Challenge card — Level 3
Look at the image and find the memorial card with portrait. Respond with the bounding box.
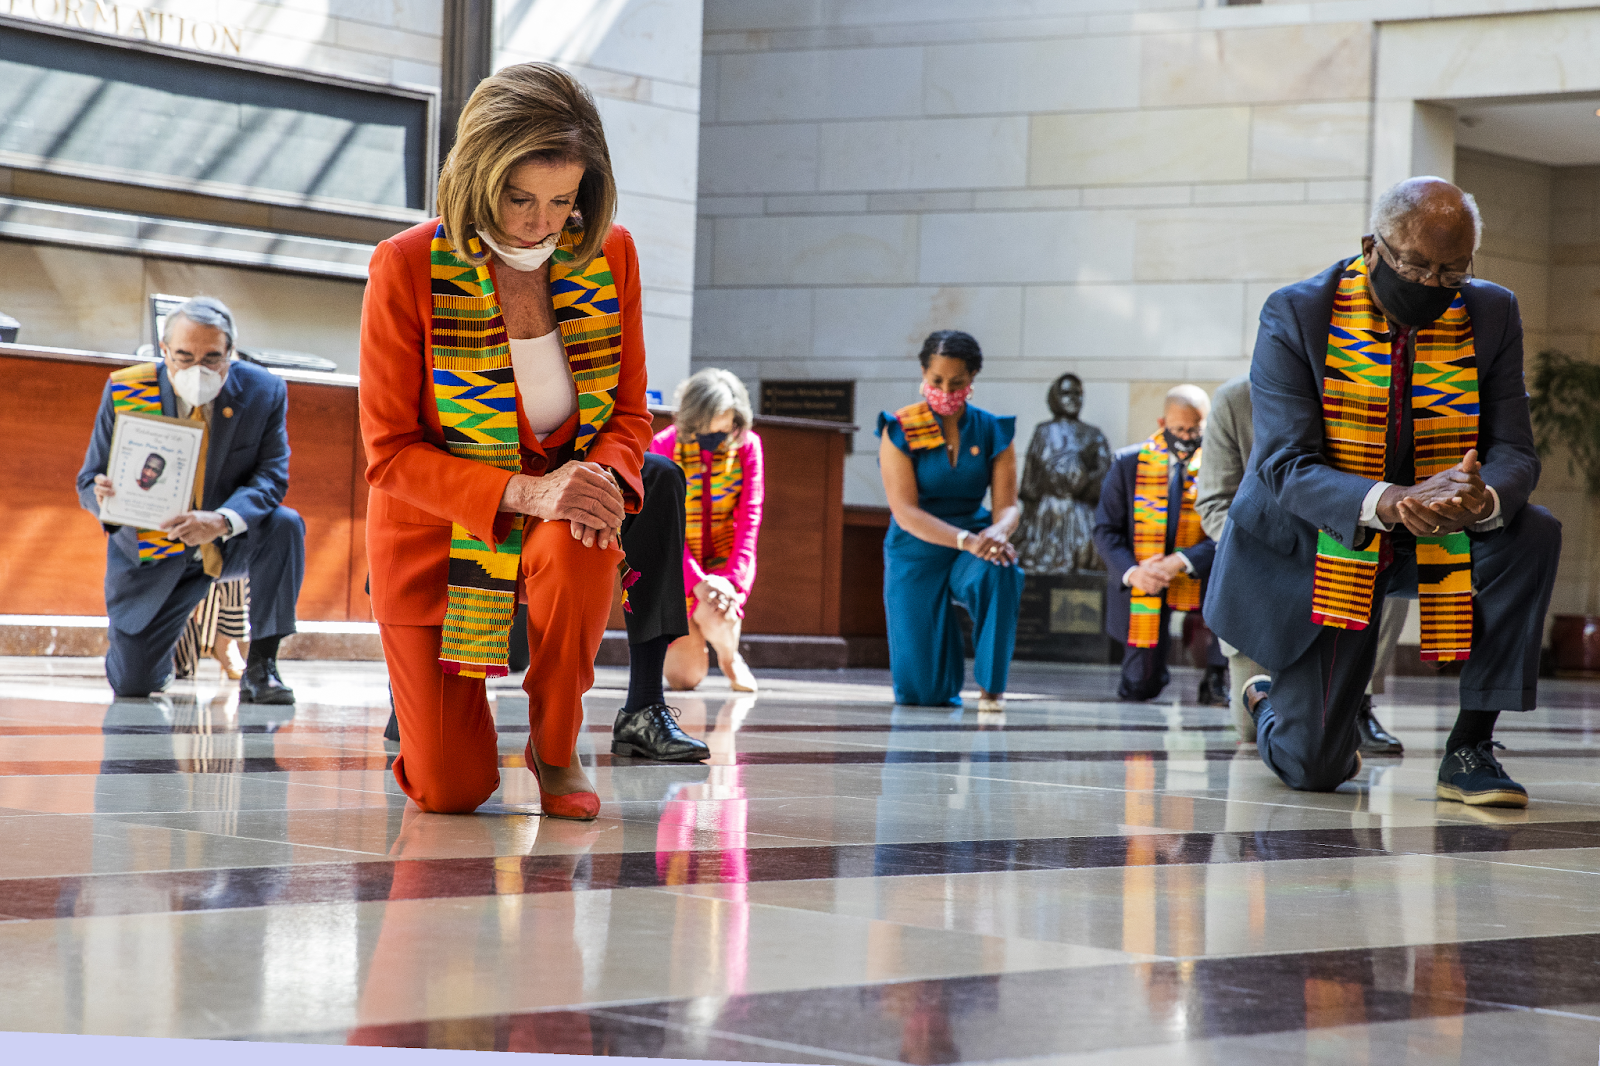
[99,412,204,529]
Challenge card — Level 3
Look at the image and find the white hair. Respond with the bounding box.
[1165,383,1210,418]
[162,295,237,349]
[674,368,753,445]
[1370,178,1483,252]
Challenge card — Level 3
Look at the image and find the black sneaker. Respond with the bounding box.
[1437,740,1528,808]
[1356,695,1404,756]
[612,704,709,763]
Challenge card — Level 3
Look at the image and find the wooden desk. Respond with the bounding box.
[2,346,854,637]
[0,343,369,621]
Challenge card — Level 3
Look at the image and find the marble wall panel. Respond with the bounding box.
[498,0,704,88]
[1378,9,1600,103]
[1249,103,1371,181]
[703,0,822,33]
[1022,283,1246,365]
[1028,108,1251,187]
[594,97,701,203]
[692,287,814,365]
[922,36,1140,116]
[715,47,924,122]
[818,117,1029,192]
[1141,23,1371,108]
[699,124,821,195]
[811,285,1024,365]
[917,211,1137,286]
[1131,203,1365,283]
[711,214,920,285]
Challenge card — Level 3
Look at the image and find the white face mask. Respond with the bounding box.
[477,228,559,271]
[171,364,225,407]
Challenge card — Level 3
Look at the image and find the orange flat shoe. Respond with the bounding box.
[525,740,600,821]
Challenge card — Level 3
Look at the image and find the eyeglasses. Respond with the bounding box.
[166,352,230,371]
[1374,232,1474,288]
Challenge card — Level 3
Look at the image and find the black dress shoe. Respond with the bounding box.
[1196,664,1230,707]
[612,704,709,762]
[384,686,401,742]
[1437,740,1527,808]
[239,659,296,705]
[1356,695,1404,755]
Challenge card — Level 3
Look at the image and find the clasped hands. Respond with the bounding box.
[695,575,739,618]
[91,475,230,545]
[963,525,1017,566]
[1374,448,1494,537]
[499,461,625,548]
[1128,553,1189,596]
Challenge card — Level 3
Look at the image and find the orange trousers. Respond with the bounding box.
[380,518,624,814]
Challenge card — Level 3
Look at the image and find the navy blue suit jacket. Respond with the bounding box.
[1093,444,1217,642]
[1203,256,1539,669]
[76,360,291,634]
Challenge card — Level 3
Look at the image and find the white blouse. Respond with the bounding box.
[509,330,578,441]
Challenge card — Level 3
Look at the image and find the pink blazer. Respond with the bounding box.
[651,425,765,609]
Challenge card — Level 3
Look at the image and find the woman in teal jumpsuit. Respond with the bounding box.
[877,330,1024,709]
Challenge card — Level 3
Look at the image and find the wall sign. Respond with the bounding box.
[5,0,243,53]
[760,379,856,451]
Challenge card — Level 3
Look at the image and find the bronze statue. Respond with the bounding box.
[1013,373,1112,574]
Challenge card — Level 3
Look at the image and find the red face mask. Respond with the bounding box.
[921,379,972,416]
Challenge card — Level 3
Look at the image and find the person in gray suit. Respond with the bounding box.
[1206,178,1559,809]
[1197,374,1405,756]
[76,297,305,703]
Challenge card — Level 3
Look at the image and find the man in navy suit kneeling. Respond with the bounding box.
[1206,178,1559,808]
[77,296,304,704]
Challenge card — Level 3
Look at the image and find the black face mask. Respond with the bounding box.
[1369,251,1460,328]
[696,431,728,452]
[1165,429,1200,458]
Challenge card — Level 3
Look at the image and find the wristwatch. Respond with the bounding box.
[956,530,970,551]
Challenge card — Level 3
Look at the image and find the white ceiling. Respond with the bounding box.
[1454,96,1600,167]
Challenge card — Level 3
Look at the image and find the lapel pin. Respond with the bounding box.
[970,445,980,455]
[223,407,234,418]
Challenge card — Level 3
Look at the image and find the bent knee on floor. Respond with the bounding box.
[407,773,499,814]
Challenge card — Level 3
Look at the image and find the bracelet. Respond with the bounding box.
[956,530,970,551]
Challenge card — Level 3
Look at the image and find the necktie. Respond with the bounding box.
[188,405,224,578]
[1164,452,1185,556]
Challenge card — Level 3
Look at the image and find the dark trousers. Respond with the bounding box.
[619,452,690,646]
[1257,504,1561,791]
[1118,606,1171,700]
[106,506,305,697]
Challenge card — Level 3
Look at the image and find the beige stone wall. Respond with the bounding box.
[694,0,1375,504]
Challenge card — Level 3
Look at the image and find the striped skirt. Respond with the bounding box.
[173,579,249,678]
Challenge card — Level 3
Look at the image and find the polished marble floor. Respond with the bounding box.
[5,655,1600,1063]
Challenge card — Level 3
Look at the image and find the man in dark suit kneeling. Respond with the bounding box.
[1206,177,1559,808]
[1094,385,1220,702]
[77,296,305,704]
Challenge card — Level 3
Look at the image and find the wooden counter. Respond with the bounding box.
[1,343,853,636]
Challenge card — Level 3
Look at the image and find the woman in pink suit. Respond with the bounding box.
[650,369,764,692]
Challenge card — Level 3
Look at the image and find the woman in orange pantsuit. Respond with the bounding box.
[359,63,654,819]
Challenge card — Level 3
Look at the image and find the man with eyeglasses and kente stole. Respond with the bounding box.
[1205,177,1559,809]
[77,296,305,705]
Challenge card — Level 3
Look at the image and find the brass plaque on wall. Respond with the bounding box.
[1050,587,1102,634]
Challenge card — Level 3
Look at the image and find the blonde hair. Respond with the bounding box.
[674,369,753,447]
[436,62,617,271]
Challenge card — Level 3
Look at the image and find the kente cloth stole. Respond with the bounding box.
[1127,432,1203,649]
[1316,255,1477,662]
[895,402,945,452]
[107,363,187,565]
[675,435,744,570]
[428,222,625,677]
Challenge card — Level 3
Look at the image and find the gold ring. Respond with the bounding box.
[1431,524,1441,534]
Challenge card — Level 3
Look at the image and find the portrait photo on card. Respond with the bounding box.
[99,412,204,529]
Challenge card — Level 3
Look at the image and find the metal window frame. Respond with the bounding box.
[0,13,439,221]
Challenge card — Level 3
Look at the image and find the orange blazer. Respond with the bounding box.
[359,218,652,625]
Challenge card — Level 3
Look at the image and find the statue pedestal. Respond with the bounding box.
[1013,572,1115,663]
